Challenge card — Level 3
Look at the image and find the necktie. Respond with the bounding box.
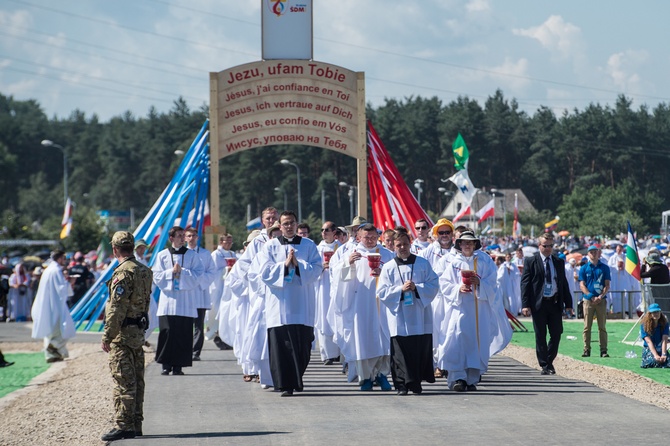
[545,257,552,284]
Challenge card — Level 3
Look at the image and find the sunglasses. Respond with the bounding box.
[540,244,553,248]
[415,226,428,230]
[437,231,452,235]
[321,228,332,232]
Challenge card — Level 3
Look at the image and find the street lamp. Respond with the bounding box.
[41,140,67,206]
[274,187,287,211]
[491,189,505,236]
[414,178,424,207]
[437,187,452,214]
[339,181,356,223]
[280,159,302,222]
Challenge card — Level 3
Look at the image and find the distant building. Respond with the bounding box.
[440,188,536,229]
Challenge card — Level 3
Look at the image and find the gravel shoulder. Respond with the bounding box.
[0,341,668,445]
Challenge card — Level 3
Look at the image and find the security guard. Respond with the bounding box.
[101,231,153,442]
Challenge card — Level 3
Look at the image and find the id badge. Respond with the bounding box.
[543,283,553,297]
[403,290,414,306]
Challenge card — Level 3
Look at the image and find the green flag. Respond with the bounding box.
[452,133,470,170]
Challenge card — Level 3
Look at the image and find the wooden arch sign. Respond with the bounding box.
[208,60,367,229]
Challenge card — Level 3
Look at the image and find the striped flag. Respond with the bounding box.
[475,198,495,224]
[513,193,519,235]
[60,197,73,239]
[625,221,641,281]
[452,205,471,223]
[544,216,559,232]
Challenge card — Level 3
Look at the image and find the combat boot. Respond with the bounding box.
[101,428,136,441]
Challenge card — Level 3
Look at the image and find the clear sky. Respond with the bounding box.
[2,0,669,122]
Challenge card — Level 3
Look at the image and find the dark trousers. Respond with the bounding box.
[531,299,564,368]
[192,308,207,358]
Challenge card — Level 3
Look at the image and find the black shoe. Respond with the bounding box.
[135,431,143,437]
[46,357,63,363]
[466,384,477,391]
[161,369,170,376]
[323,358,334,365]
[582,351,590,357]
[0,361,14,367]
[541,367,550,375]
[453,379,467,392]
[547,365,556,375]
[101,428,136,441]
[397,389,408,395]
[281,390,293,397]
[192,356,201,361]
[173,370,184,375]
[600,352,609,358]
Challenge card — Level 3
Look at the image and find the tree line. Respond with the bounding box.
[0,90,667,252]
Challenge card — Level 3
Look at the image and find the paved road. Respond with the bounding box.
[2,322,664,445]
[132,341,663,446]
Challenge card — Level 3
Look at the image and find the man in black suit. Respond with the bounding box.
[521,234,574,375]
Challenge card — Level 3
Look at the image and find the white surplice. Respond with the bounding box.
[418,242,452,363]
[189,246,217,310]
[257,237,322,329]
[152,248,204,318]
[438,250,512,387]
[209,246,237,338]
[314,239,341,360]
[378,255,439,337]
[331,243,394,377]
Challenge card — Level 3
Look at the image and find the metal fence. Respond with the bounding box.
[642,283,670,320]
[571,284,670,320]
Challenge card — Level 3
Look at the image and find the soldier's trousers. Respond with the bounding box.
[109,342,144,431]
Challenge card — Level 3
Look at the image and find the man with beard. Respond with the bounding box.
[418,218,454,378]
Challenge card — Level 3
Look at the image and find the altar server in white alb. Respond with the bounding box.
[208,234,236,350]
[314,221,341,365]
[31,250,76,362]
[152,226,204,375]
[417,218,455,378]
[258,211,322,397]
[244,222,282,389]
[332,223,395,391]
[378,230,439,395]
[185,227,218,361]
[438,231,511,392]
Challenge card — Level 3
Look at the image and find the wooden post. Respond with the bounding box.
[356,71,367,219]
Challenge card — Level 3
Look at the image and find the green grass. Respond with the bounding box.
[0,353,50,398]
[511,319,670,387]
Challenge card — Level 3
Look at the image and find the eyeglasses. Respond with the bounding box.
[415,226,428,230]
[540,244,553,248]
[438,231,452,235]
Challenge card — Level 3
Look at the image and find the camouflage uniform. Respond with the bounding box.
[103,232,153,434]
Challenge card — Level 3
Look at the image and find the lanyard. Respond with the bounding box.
[395,261,414,283]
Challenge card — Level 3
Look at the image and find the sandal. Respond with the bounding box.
[243,375,253,382]
[434,368,444,378]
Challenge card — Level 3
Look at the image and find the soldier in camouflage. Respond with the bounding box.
[101,231,153,442]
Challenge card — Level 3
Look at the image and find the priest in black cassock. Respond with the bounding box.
[257,210,322,396]
[378,230,439,395]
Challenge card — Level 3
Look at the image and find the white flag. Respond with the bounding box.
[447,169,477,205]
